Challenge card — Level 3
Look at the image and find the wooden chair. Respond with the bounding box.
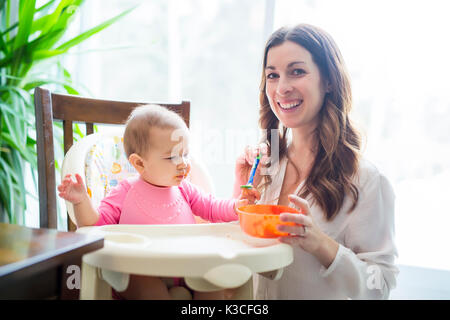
[34,86,190,232]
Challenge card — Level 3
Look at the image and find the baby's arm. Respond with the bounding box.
[181,181,261,222]
[57,173,99,227]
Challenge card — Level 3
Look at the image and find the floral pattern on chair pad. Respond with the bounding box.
[83,134,204,223]
[84,135,138,208]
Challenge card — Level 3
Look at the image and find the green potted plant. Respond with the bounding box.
[0,0,133,224]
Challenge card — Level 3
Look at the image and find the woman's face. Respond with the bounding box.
[265,41,328,130]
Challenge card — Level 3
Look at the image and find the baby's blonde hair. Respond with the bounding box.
[123,104,188,158]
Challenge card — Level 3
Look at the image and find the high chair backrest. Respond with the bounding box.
[34,87,190,231]
[61,130,213,228]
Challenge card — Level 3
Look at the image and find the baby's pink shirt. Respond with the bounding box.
[94,177,238,225]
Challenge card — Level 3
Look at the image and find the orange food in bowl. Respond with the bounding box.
[237,204,303,238]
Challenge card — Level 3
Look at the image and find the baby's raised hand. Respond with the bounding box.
[239,187,261,205]
[234,188,261,213]
[57,173,88,204]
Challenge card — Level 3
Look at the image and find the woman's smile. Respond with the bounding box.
[277,99,303,112]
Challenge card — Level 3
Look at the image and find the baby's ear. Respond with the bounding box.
[128,153,145,174]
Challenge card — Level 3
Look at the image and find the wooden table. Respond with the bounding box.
[0,223,103,300]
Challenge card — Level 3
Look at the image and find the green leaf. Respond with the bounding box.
[0,53,12,68]
[0,31,8,55]
[21,77,83,95]
[0,22,18,38]
[4,0,11,40]
[2,95,23,139]
[1,123,24,157]
[56,6,136,52]
[0,102,31,123]
[13,0,37,51]
[36,0,58,13]
[31,27,66,53]
[23,1,61,39]
[10,149,28,221]
[26,135,37,150]
[52,0,84,29]
[1,131,35,165]
[39,0,72,36]
[0,88,33,163]
[30,15,48,35]
[0,0,6,13]
[32,48,68,60]
[59,62,79,95]
[73,123,83,136]
[33,0,84,51]
[0,28,63,69]
[0,85,33,106]
[3,0,60,40]
[0,157,16,221]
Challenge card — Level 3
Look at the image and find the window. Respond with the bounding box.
[27,0,450,278]
[68,0,268,199]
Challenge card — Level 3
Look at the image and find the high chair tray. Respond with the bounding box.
[77,222,293,290]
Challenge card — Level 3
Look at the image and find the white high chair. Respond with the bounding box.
[61,131,293,299]
[34,87,293,300]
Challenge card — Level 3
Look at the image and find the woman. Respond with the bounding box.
[234,24,398,299]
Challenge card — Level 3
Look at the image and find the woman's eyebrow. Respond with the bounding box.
[288,61,306,67]
[265,61,306,70]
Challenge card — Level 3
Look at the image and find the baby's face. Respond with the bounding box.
[140,127,191,187]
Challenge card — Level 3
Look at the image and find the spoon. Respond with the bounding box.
[240,153,260,189]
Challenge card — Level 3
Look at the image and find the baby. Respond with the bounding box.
[58,104,259,300]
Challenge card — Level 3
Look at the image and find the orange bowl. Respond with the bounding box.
[237,204,303,238]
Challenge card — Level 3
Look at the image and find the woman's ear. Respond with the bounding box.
[128,153,146,174]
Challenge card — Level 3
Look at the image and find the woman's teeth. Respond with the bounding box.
[278,101,302,110]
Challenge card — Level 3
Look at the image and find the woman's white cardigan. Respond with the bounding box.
[254,157,399,299]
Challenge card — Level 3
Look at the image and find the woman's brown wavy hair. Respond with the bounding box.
[259,24,362,220]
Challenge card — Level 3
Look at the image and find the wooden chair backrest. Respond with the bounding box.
[34,87,190,231]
